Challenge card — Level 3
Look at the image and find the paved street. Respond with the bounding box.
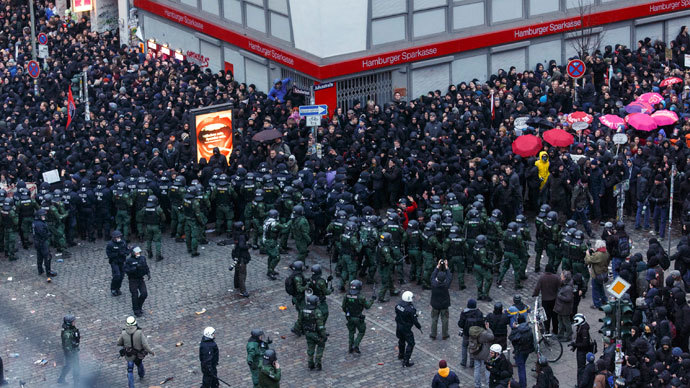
[0,220,682,388]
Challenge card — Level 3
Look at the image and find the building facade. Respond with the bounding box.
[134,0,690,110]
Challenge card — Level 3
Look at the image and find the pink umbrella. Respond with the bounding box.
[566,111,593,124]
[627,113,658,131]
[660,77,682,87]
[651,110,679,126]
[599,114,626,130]
[625,101,654,114]
[637,92,664,105]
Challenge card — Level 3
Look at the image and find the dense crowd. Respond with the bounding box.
[3,0,690,387]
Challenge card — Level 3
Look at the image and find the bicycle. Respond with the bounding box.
[531,297,563,363]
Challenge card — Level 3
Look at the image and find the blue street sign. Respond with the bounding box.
[37,33,47,45]
[567,59,585,79]
[299,104,328,116]
[27,60,40,78]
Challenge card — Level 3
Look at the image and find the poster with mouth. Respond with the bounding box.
[191,103,234,164]
[72,0,93,13]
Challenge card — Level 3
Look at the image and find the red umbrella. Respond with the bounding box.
[599,114,626,130]
[651,110,678,126]
[566,111,593,124]
[512,135,542,157]
[627,114,658,131]
[543,129,574,147]
[660,77,682,87]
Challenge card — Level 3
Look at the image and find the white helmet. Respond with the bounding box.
[490,344,502,353]
[204,326,216,338]
[573,313,586,326]
[402,291,414,302]
[126,316,137,326]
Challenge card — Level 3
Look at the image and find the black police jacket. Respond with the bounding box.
[199,336,219,372]
[395,301,421,332]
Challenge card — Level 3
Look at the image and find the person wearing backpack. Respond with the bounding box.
[286,261,307,336]
[533,356,558,388]
[459,298,484,368]
[592,359,612,388]
[611,221,630,278]
[124,247,150,317]
[431,359,460,388]
[509,314,534,388]
[468,320,494,388]
[117,316,154,388]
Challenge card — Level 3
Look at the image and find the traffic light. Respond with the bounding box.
[599,301,616,338]
[620,299,634,338]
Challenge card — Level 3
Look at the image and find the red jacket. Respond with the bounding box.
[401,200,417,229]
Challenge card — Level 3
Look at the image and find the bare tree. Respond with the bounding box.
[568,0,605,59]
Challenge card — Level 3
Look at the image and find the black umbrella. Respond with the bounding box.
[252,128,282,142]
[526,117,555,129]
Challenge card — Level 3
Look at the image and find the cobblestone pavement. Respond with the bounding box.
[0,219,682,388]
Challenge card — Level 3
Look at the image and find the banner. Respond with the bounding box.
[191,103,234,164]
[72,0,93,13]
[66,87,75,130]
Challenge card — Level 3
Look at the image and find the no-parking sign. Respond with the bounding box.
[567,59,586,79]
[27,60,40,78]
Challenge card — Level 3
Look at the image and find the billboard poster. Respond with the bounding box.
[191,103,234,164]
[72,0,93,13]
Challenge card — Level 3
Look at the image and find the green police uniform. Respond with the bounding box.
[382,222,404,281]
[448,203,464,225]
[463,215,485,269]
[246,337,270,387]
[212,183,237,236]
[377,241,398,301]
[325,218,345,272]
[137,205,165,260]
[169,184,186,239]
[278,194,294,250]
[291,215,311,261]
[420,230,442,289]
[113,189,133,239]
[359,221,379,283]
[404,227,423,283]
[245,200,267,248]
[17,194,38,248]
[50,200,68,253]
[291,273,308,335]
[473,242,492,301]
[534,212,547,271]
[486,217,504,273]
[516,221,531,279]
[1,204,18,260]
[498,229,525,289]
[263,217,290,276]
[310,275,332,323]
[258,363,281,388]
[182,194,202,256]
[443,232,466,289]
[570,237,589,283]
[545,222,561,270]
[301,303,327,369]
[196,190,211,244]
[339,230,362,290]
[342,293,374,351]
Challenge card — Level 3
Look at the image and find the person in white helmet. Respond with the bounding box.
[395,291,422,367]
[485,343,512,387]
[117,316,154,388]
[200,327,219,388]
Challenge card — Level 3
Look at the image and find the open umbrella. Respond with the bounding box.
[637,92,664,105]
[625,101,654,114]
[599,114,626,130]
[627,114,658,132]
[511,135,542,157]
[651,110,678,126]
[566,111,593,124]
[543,129,574,147]
[660,77,682,87]
[252,128,283,142]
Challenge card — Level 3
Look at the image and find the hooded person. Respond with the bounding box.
[535,151,550,191]
[431,359,460,388]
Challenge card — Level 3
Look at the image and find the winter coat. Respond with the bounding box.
[469,326,495,361]
[117,325,153,362]
[533,272,561,302]
[199,336,219,373]
[430,268,452,310]
[554,275,574,315]
[431,367,460,388]
[586,249,610,276]
[578,362,596,388]
[486,353,512,387]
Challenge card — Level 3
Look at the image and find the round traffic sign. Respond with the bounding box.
[27,60,40,78]
[37,33,47,45]
[567,59,586,79]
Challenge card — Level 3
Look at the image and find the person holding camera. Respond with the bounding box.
[117,316,154,388]
[430,259,452,340]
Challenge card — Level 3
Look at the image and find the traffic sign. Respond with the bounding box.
[27,60,40,78]
[299,104,328,116]
[567,59,586,79]
[306,115,321,127]
[606,276,630,299]
[37,33,47,45]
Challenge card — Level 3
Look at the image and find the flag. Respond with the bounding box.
[66,87,75,130]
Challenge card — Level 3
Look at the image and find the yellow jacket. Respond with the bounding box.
[535,151,550,190]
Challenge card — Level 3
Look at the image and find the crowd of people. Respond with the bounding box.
[2,0,690,387]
